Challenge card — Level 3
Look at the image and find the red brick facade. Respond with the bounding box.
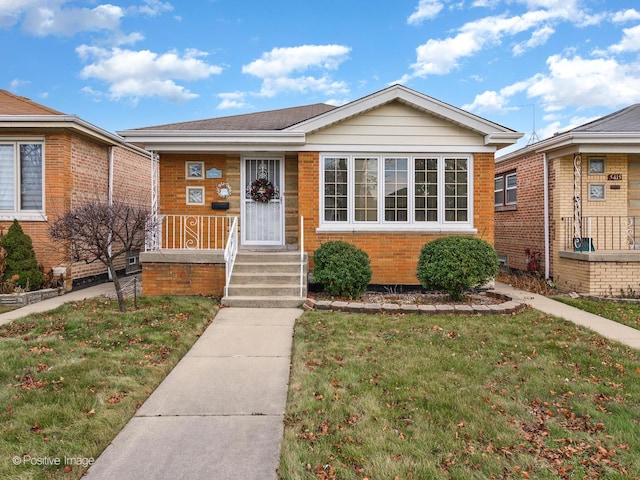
[299,152,496,285]
[0,130,152,285]
[494,152,548,273]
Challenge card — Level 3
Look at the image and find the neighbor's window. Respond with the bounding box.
[495,171,516,207]
[0,142,44,213]
[321,154,472,229]
[588,157,605,175]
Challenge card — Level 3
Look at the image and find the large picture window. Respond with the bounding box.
[0,142,43,213]
[321,154,473,230]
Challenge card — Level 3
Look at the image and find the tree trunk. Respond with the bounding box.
[108,262,127,312]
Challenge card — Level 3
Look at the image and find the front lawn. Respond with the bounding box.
[554,296,640,331]
[0,296,216,479]
[280,309,640,479]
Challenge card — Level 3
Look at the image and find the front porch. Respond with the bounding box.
[556,216,640,295]
[140,214,308,306]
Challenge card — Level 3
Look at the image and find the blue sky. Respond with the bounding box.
[2,0,640,154]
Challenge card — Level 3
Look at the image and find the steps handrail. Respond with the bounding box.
[224,217,239,297]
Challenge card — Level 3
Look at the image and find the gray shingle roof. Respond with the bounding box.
[136,103,338,131]
[572,103,640,133]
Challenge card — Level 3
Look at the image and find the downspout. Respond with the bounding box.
[543,152,550,279]
[107,146,114,281]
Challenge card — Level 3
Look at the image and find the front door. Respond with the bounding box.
[242,157,284,246]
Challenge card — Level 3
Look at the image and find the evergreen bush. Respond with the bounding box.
[313,241,372,298]
[0,220,43,291]
[417,236,498,301]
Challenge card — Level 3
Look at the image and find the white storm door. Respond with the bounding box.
[242,157,284,245]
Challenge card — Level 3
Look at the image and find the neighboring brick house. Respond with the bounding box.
[0,90,153,287]
[120,85,522,299]
[495,104,640,295]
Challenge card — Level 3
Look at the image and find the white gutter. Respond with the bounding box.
[0,115,150,156]
[543,152,550,279]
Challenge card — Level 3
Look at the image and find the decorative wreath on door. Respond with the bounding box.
[249,178,277,203]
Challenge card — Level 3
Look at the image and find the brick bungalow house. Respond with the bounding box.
[0,90,153,288]
[119,85,522,306]
[495,104,640,295]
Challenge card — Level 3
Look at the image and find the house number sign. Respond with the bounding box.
[607,174,622,181]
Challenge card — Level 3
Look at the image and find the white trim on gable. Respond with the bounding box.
[286,85,522,148]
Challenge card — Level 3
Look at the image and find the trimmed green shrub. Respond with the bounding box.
[313,241,372,298]
[417,236,498,301]
[0,220,43,291]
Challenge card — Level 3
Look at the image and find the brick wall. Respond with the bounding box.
[299,151,496,285]
[1,131,152,286]
[495,152,546,272]
[555,255,640,295]
[142,262,225,296]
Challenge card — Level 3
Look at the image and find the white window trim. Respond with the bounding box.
[505,172,517,205]
[318,153,475,233]
[186,186,205,205]
[185,160,204,179]
[0,139,45,216]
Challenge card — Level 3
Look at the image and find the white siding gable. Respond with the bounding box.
[306,101,484,150]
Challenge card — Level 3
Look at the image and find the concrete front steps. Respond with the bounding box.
[221,250,308,308]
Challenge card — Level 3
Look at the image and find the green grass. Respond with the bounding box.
[279,309,640,479]
[0,296,216,479]
[0,304,15,314]
[553,296,640,331]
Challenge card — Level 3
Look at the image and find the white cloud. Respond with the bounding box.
[9,78,30,91]
[611,8,640,23]
[22,2,123,36]
[130,0,173,17]
[512,25,555,56]
[0,1,172,35]
[401,0,595,80]
[608,25,640,54]
[77,46,222,102]
[407,0,444,25]
[527,54,640,108]
[243,45,350,78]
[216,92,250,110]
[242,45,351,97]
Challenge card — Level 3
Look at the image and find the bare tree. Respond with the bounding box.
[49,199,154,312]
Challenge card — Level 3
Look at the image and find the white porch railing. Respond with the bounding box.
[562,216,640,251]
[153,214,234,250]
[224,217,239,297]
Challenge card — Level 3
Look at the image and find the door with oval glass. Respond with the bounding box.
[242,157,284,245]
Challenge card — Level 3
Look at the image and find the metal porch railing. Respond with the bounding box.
[562,216,640,251]
[152,214,235,250]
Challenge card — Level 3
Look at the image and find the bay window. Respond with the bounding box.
[321,154,473,230]
[0,141,44,214]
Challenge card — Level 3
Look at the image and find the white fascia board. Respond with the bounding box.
[300,144,497,153]
[0,115,149,156]
[484,132,524,146]
[499,131,640,162]
[288,84,520,136]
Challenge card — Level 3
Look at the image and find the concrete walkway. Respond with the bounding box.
[84,307,301,480]
[0,282,116,326]
[495,282,640,350]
